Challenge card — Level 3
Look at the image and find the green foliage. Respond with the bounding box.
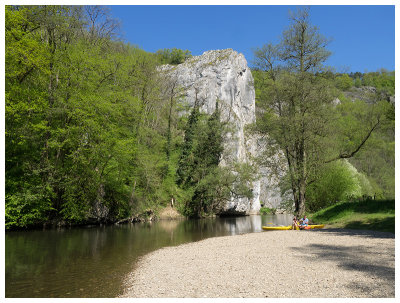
[182,164,255,218]
[5,188,55,229]
[310,199,395,233]
[176,106,201,186]
[177,104,226,217]
[6,5,394,230]
[5,5,182,229]
[306,160,368,212]
[155,48,192,65]
[333,70,395,96]
[278,199,295,213]
[332,97,394,199]
[335,74,353,90]
[252,7,392,218]
[252,8,338,216]
[177,103,255,218]
[5,5,254,228]
[259,207,276,215]
[354,77,362,88]
[361,70,395,96]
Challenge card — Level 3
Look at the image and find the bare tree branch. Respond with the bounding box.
[325,118,380,164]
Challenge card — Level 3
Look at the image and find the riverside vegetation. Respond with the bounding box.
[5,6,394,230]
[310,199,395,233]
[5,5,252,229]
[251,8,394,217]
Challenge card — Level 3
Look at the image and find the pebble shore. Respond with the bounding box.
[120,229,395,298]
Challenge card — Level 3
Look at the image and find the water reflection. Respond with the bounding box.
[5,214,292,298]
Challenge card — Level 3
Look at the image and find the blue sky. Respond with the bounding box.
[109,5,395,73]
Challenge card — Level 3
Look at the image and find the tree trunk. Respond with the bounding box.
[293,192,300,214]
[166,93,174,161]
[298,179,306,217]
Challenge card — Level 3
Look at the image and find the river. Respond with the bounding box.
[5,214,292,298]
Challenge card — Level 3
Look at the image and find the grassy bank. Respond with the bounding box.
[310,199,395,233]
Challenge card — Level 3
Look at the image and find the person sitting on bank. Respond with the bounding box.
[292,216,300,230]
[299,215,309,229]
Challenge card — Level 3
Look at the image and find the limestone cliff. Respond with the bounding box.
[161,49,283,215]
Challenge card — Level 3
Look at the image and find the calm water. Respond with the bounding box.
[5,214,292,298]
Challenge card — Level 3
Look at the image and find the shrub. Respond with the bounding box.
[306,160,367,212]
[260,207,277,215]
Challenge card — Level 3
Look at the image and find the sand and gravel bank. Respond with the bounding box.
[120,229,394,298]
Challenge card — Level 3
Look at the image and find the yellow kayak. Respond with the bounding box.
[304,224,324,230]
[262,225,292,230]
[262,224,324,231]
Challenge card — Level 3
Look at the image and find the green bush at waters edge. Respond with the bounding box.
[260,207,277,215]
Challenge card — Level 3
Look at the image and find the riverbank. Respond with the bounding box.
[120,228,394,298]
[310,199,395,233]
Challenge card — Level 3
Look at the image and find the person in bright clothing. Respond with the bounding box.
[299,215,309,229]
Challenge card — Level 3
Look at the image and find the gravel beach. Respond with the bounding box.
[120,229,395,298]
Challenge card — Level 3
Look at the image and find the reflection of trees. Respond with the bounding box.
[6,215,290,297]
[260,214,293,226]
[158,220,180,233]
[5,227,117,297]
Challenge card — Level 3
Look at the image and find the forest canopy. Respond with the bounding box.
[5,5,395,228]
[5,5,256,229]
[251,8,394,215]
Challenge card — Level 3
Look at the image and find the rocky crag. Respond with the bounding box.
[343,86,395,105]
[161,49,283,215]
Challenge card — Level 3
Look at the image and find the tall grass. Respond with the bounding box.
[310,199,395,233]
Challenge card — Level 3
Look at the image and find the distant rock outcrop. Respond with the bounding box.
[344,86,395,105]
[161,49,283,215]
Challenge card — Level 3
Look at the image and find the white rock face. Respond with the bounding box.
[161,49,282,215]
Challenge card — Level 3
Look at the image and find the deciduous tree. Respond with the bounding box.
[252,7,383,216]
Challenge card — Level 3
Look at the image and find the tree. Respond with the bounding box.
[333,97,394,199]
[252,7,382,216]
[5,5,178,228]
[354,76,362,88]
[305,160,370,212]
[335,74,353,90]
[155,48,192,65]
[176,91,202,187]
[176,98,255,218]
[182,102,224,217]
